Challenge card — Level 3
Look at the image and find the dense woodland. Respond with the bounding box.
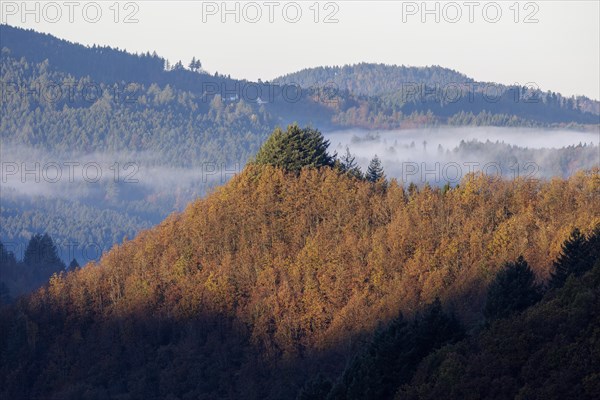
[1,126,599,399]
[3,24,599,143]
[275,63,600,128]
[0,52,272,166]
[1,26,600,398]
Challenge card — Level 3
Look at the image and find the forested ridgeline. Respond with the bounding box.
[0,50,273,166]
[275,63,600,128]
[3,24,599,137]
[1,160,599,399]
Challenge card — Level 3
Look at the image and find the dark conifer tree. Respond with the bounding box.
[484,256,542,321]
[68,258,80,270]
[23,234,65,278]
[549,228,589,289]
[366,155,385,183]
[253,124,335,173]
[339,147,363,179]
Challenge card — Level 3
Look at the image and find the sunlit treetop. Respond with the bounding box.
[252,124,335,173]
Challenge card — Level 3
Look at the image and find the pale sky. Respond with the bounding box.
[2,1,599,99]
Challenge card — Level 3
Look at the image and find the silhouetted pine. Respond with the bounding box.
[484,256,543,321]
[339,147,363,179]
[68,258,80,270]
[23,234,65,275]
[549,228,592,289]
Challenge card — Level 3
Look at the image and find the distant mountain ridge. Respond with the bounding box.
[274,62,475,97]
[2,23,599,129]
[275,62,600,117]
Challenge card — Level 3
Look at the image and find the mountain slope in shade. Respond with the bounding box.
[397,258,600,400]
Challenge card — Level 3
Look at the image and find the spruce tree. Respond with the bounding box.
[23,234,66,278]
[366,155,385,183]
[253,124,335,173]
[549,228,589,289]
[188,57,197,71]
[339,146,363,179]
[484,256,542,321]
[69,258,80,270]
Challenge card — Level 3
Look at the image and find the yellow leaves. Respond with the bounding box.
[48,272,65,300]
[203,270,234,312]
[172,253,192,280]
[488,218,518,258]
[203,271,219,293]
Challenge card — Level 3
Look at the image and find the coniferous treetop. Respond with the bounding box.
[253,124,335,173]
[366,155,385,183]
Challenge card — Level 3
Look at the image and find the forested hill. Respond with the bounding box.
[2,23,599,134]
[274,63,474,96]
[0,24,238,94]
[275,63,600,125]
[1,24,599,275]
[1,128,600,398]
[1,156,599,399]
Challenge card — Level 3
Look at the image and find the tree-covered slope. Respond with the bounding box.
[397,260,600,400]
[275,63,600,127]
[1,159,598,399]
[275,62,474,96]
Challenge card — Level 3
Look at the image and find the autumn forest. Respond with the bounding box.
[2,124,599,398]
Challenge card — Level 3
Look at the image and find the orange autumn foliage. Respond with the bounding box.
[32,166,600,356]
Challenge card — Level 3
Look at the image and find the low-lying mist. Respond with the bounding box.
[326,127,600,184]
[0,145,239,204]
[0,145,241,263]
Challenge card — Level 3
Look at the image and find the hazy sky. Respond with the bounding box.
[2,1,599,99]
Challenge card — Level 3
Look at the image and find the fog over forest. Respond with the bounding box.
[326,127,600,184]
[1,127,598,264]
[2,127,598,201]
[0,145,237,202]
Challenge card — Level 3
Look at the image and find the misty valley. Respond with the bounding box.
[2,127,598,272]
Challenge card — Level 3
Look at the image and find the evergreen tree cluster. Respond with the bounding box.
[320,299,464,400]
[253,124,336,172]
[549,226,600,289]
[0,234,71,300]
[484,256,543,321]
